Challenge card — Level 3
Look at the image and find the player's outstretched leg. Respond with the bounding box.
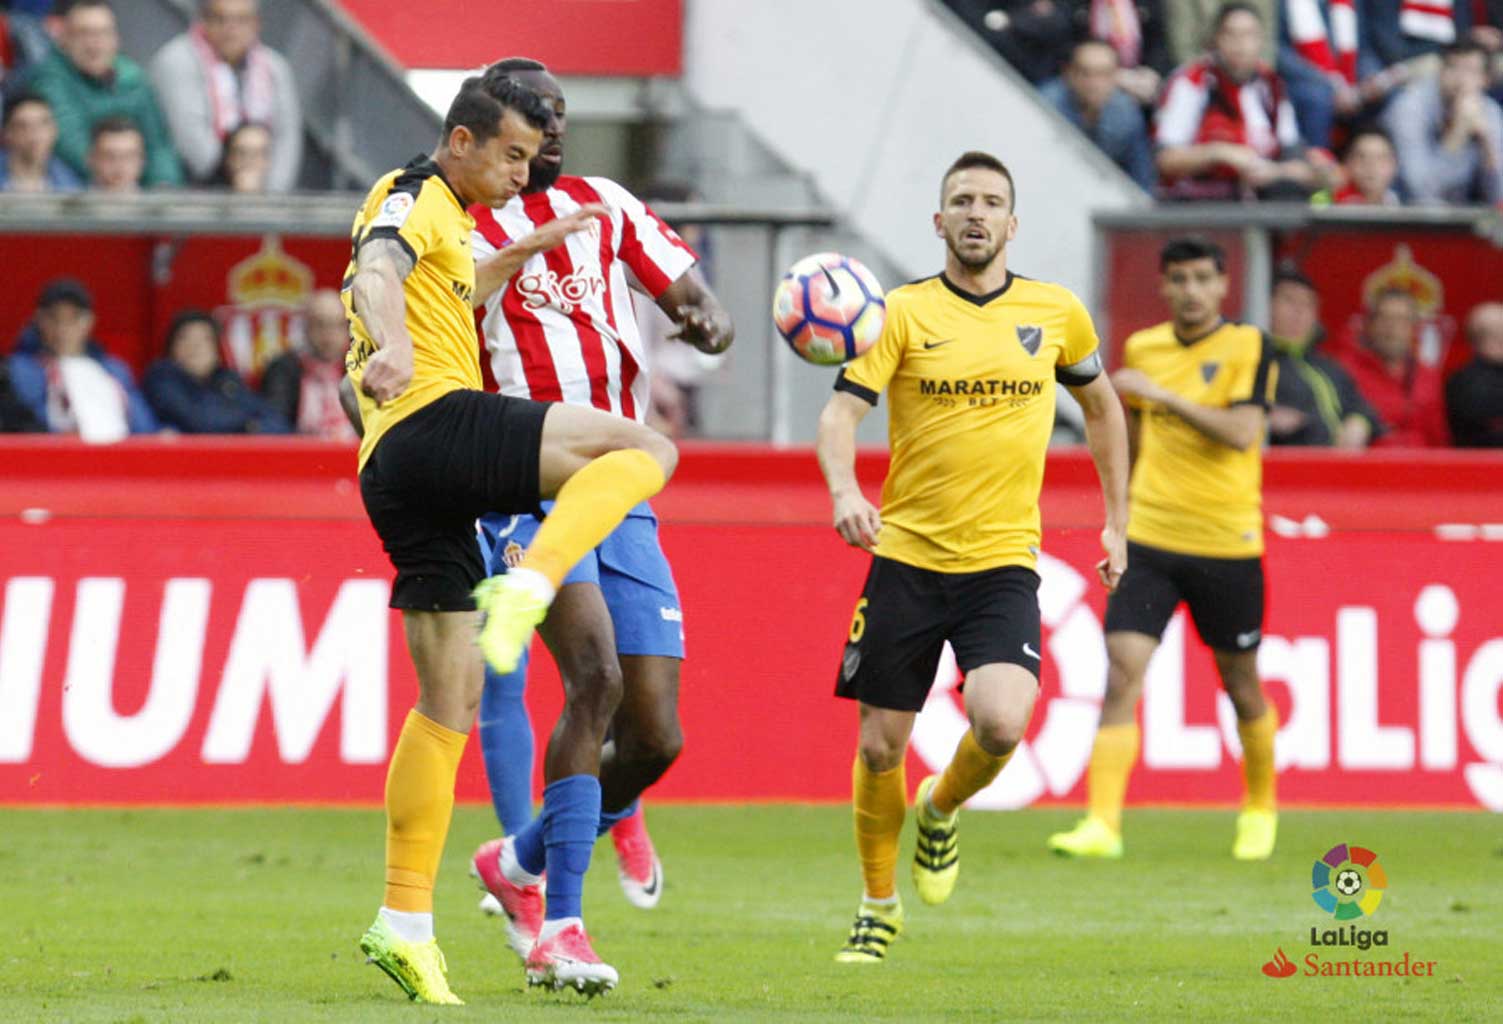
[836,706,911,963]
[1218,649,1279,861]
[476,409,677,674]
[1050,632,1153,859]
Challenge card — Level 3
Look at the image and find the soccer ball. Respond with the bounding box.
[1334,869,1363,896]
[771,252,885,366]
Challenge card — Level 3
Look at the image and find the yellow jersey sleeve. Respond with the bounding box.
[361,176,445,267]
[1225,332,1277,408]
[835,287,910,402]
[1055,290,1104,386]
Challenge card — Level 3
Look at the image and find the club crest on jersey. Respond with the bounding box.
[516,266,606,314]
[502,540,525,568]
[1201,362,1221,384]
[1016,325,1043,356]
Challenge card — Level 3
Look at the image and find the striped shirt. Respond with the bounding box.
[471,175,697,422]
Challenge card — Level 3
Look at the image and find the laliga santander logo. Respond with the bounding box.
[1312,843,1387,919]
[910,552,1104,807]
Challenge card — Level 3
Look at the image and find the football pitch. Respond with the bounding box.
[2,805,1498,1022]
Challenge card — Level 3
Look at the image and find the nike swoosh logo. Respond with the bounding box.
[641,867,660,897]
[923,339,954,350]
[1022,642,1040,659]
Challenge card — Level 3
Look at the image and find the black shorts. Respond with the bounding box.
[360,390,549,612]
[1103,540,1265,652]
[834,556,1042,712]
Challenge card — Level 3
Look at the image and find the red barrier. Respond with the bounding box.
[2,441,1501,809]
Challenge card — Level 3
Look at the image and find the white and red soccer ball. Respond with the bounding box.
[771,252,886,366]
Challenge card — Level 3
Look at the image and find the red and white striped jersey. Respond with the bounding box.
[1155,57,1301,198]
[470,176,698,422]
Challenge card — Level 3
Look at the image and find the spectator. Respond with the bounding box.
[0,92,82,192]
[85,114,142,192]
[7,277,157,441]
[150,0,302,191]
[947,0,1173,92]
[1082,0,1175,105]
[1156,3,1337,199]
[1383,40,1503,203]
[1042,40,1156,189]
[260,289,357,441]
[1265,267,1384,446]
[0,4,51,93]
[21,0,182,187]
[1336,288,1451,446]
[1445,302,1503,446]
[143,310,290,434]
[1332,127,1402,202]
[1165,0,1277,66]
[212,120,270,192]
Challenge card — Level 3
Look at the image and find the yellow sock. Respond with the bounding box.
[520,448,666,588]
[1238,706,1279,813]
[852,755,906,901]
[931,730,1010,816]
[383,709,469,913]
[1086,723,1140,834]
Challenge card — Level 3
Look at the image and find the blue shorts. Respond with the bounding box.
[477,502,685,659]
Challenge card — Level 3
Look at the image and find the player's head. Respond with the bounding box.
[1211,2,1264,82]
[935,151,1017,272]
[483,57,565,193]
[438,74,551,207]
[1159,236,1228,332]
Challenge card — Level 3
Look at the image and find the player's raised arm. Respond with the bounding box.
[816,389,881,552]
[1068,373,1130,591]
[351,237,417,403]
[657,266,734,355]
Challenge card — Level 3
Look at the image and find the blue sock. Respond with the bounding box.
[595,798,639,838]
[541,774,602,921]
[477,650,534,835]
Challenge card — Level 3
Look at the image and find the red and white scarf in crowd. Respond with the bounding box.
[188,24,276,139]
[1287,0,1359,85]
[1400,0,1457,43]
[1090,0,1142,68]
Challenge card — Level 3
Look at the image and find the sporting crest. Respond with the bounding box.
[1200,362,1220,384]
[1016,324,1043,356]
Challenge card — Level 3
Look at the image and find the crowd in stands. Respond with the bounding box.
[949,0,1503,203]
[0,277,372,441]
[0,0,301,194]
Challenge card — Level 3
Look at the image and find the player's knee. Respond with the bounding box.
[638,428,678,483]
[565,657,624,722]
[971,713,1026,758]
[857,737,905,773]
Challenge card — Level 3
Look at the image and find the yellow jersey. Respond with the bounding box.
[1122,320,1275,558]
[344,155,480,469]
[838,273,1103,574]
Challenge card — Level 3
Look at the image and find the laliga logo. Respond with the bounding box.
[515,266,605,314]
[910,553,1104,808]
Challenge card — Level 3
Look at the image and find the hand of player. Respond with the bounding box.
[1096,525,1127,592]
[832,489,882,553]
[524,203,609,254]
[669,306,733,354]
[1110,367,1167,406]
[359,344,414,405]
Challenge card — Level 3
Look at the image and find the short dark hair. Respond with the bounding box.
[1,92,51,129]
[1340,127,1395,160]
[164,309,219,356]
[1271,262,1316,293]
[90,114,141,143]
[1160,236,1226,272]
[442,74,550,146]
[55,0,113,17]
[484,56,548,77]
[1213,1,1263,31]
[1440,39,1489,64]
[38,277,93,311]
[941,150,1017,210]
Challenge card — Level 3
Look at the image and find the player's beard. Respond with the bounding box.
[946,230,1001,271]
[528,159,562,192]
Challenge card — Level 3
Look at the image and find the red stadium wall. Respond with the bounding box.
[2,441,1502,810]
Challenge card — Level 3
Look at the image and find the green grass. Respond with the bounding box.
[1,805,1498,1022]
